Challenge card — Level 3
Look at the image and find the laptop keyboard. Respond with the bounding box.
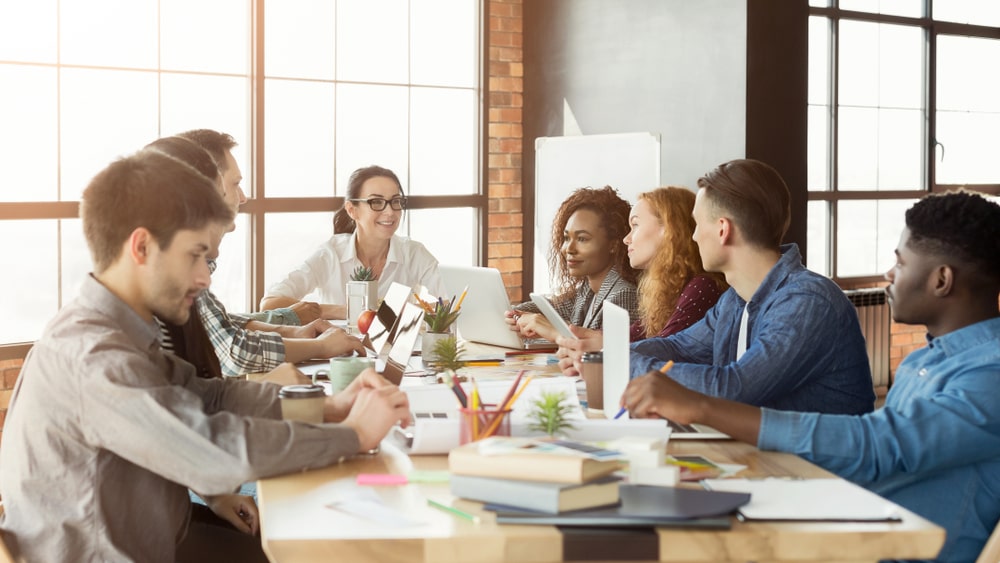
[667,419,698,433]
[414,412,450,419]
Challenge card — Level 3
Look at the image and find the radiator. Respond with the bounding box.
[844,288,892,393]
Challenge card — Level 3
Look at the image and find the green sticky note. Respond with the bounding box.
[407,470,451,483]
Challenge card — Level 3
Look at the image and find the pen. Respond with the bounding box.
[427,499,481,524]
[617,361,675,419]
[442,371,468,408]
[664,459,716,470]
[495,370,526,412]
[453,285,469,312]
[503,374,533,409]
[481,371,529,437]
[470,378,480,440]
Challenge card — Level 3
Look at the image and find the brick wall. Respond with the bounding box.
[0,359,22,446]
[486,0,525,303]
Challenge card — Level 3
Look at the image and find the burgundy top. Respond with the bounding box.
[629,274,726,342]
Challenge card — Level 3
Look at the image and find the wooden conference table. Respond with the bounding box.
[257,433,944,562]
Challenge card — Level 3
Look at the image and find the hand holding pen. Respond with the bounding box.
[615,360,679,420]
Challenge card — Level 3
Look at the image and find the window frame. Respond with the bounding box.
[809,2,1000,285]
[0,0,488,359]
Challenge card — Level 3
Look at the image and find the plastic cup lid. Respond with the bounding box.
[278,384,326,399]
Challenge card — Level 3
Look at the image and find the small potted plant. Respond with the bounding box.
[429,335,466,375]
[527,390,578,438]
[346,265,378,330]
[413,293,463,363]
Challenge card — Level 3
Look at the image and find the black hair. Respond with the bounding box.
[333,165,404,234]
[905,190,1000,285]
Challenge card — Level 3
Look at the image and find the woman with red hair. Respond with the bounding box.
[556,187,727,375]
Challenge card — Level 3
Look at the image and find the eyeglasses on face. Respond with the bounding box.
[348,196,407,211]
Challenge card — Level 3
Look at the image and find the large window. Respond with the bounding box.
[807,1,1000,282]
[0,0,483,353]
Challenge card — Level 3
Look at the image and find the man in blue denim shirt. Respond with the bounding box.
[630,159,874,414]
[623,191,1000,562]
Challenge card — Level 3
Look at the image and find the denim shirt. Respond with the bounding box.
[630,244,875,414]
[759,317,1000,563]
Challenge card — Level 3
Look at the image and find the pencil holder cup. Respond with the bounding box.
[458,405,512,444]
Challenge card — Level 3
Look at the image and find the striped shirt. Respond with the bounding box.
[198,288,286,377]
[515,267,638,330]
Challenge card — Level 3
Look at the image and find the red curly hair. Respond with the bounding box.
[636,187,727,337]
[548,186,638,300]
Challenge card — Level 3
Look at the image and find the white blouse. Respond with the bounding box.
[265,232,446,305]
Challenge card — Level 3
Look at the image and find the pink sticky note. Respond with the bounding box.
[356,473,408,486]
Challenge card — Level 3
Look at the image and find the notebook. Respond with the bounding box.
[703,478,903,522]
[489,484,748,527]
[602,302,730,439]
[438,265,555,350]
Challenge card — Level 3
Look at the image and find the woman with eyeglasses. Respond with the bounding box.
[261,165,445,321]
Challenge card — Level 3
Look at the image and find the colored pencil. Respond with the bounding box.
[427,499,481,524]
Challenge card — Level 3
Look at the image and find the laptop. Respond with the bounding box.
[363,282,414,356]
[602,302,730,439]
[378,301,424,386]
[438,265,555,350]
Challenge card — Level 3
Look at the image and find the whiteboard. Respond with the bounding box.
[533,132,661,294]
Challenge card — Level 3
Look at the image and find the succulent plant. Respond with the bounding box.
[413,294,461,333]
[430,336,466,373]
[350,265,376,281]
[527,390,577,437]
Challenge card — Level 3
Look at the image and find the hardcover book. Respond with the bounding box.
[449,474,621,514]
[447,438,623,484]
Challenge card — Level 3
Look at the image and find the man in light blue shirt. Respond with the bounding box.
[630,159,874,414]
[622,190,1000,562]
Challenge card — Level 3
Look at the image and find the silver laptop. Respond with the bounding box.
[438,265,555,350]
[378,301,424,385]
[363,282,414,356]
[602,302,729,439]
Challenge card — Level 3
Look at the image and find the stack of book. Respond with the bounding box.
[447,437,623,514]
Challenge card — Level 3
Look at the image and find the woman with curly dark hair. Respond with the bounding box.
[555,187,727,376]
[505,186,639,342]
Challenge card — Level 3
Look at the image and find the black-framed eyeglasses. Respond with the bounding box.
[348,196,407,211]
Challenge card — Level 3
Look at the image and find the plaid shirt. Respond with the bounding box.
[198,289,286,377]
[515,267,638,330]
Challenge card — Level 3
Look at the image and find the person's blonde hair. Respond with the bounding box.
[636,187,727,338]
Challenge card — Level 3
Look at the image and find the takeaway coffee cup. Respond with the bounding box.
[580,351,604,410]
[278,384,326,423]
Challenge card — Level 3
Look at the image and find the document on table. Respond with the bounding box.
[702,478,903,522]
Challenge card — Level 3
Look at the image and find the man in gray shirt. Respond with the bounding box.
[0,149,411,562]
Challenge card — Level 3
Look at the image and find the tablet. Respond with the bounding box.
[528,293,576,339]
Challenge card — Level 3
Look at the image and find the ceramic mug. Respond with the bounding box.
[325,356,375,392]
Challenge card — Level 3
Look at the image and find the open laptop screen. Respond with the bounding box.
[439,265,552,349]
